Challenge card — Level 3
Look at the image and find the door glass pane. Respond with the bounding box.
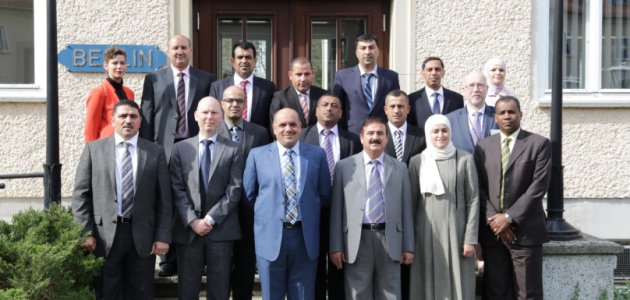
[601,0,630,89]
[311,19,336,89]
[549,0,585,89]
[247,18,272,80]
[340,19,365,69]
[217,18,242,79]
[0,1,34,84]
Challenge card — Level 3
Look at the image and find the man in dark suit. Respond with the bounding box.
[329,118,414,300]
[474,96,551,300]
[383,90,426,166]
[140,34,216,277]
[447,71,499,154]
[408,56,463,130]
[300,93,361,300]
[210,41,277,131]
[73,100,172,299]
[170,97,243,299]
[244,108,331,300]
[270,57,328,128]
[333,33,400,134]
[217,86,271,300]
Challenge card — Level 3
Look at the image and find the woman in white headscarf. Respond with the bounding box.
[484,57,517,106]
[408,115,479,300]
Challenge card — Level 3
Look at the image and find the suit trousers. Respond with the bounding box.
[482,242,543,300]
[177,237,233,300]
[231,200,257,300]
[257,225,318,300]
[345,229,400,300]
[97,222,156,300]
[316,207,345,300]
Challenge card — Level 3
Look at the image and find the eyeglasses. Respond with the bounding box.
[222,98,245,104]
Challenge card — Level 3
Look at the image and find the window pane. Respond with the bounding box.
[217,18,242,79]
[602,0,630,89]
[549,0,585,89]
[340,19,365,69]
[0,1,34,84]
[311,19,337,89]
[247,18,272,80]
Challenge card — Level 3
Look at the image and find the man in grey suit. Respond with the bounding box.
[330,118,414,300]
[73,100,172,299]
[270,57,328,128]
[210,41,277,131]
[447,71,499,154]
[140,34,216,276]
[170,96,243,299]
[383,90,426,166]
[217,86,270,300]
[300,93,361,300]
[474,96,551,300]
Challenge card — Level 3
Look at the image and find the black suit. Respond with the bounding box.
[269,85,328,128]
[218,120,271,300]
[407,87,464,130]
[210,76,277,132]
[384,123,426,166]
[300,124,361,300]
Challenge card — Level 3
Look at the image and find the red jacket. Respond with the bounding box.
[84,79,134,142]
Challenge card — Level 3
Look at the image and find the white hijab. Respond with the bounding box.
[419,115,457,195]
[484,57,508,92]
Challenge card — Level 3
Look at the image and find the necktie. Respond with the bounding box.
[282,149,298,224]
[432,92,441,114]
[474,111,483,143]
[200,139,213,193]
[240,80,249,121]
[176,72,187,136]
[366,160,385,223]
[394,129,404,162]
[363,73,374,109]
[120,142,134,218]
[299,93,310,125]
[500,137,511,210]
[230,126,241,143]
[322,129,335,181]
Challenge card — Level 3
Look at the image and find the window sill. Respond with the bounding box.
[537,90,630,108]
[0,84,46,102]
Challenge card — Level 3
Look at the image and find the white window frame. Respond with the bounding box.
[536,0,630,107]
[0,2,46,102]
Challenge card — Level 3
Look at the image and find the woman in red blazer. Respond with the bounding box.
[84,47,135,142]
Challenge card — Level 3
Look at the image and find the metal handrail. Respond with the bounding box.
[0,173,45,189]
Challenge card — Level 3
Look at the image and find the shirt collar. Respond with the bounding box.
[425,86,444,97]
[387,121,407,134]
[171,65,190,77]
[224,119,243,130]
[500,128,521,143]
[362,151,385,166]
[295,87,311,97]
[466,104,486,115]
[358,65,379,77]
[198,133,218,144]
[317,123,339,136]
[234,73,255,85]
[114,133,139,148]
[277,141,300,157]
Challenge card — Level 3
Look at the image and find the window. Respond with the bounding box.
[216,17,273,80]
[0,0,47,102]
[537,0,630,107]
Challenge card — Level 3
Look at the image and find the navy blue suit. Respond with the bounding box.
[244,142,331,300]
[407,87,464,130]
[333,66,400,134]
[446,106,498,154]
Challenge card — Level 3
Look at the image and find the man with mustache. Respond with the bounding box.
[332,34,400,135]
[329,118,414,300]
[408,56,463,130]
[210,41,277,133]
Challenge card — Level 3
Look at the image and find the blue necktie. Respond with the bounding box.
[363,73,375,109]
[200,139,213,192]
[432,92,441,114]
[366,160,385,223]
[282,149,298,224]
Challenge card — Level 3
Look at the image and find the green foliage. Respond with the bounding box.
[615,282,630,300]
[600,287,609,300]
[0,204,103,299]
[571,282,580,300]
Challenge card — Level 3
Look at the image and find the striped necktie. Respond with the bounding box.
[322,129,335,182]
[299,93,310,125]
[120,142,134,218]
[366,160,385,223]
[282,149,299,224]
[240,80,249,120]
[363,73,374,109]
[176,72,187,136]
[394,129,404,161]
[500,137,511,210]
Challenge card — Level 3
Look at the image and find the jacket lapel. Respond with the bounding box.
[187,69,198,112]
[106,138,116,198]
[208,136,227,183]
[506,131,527,172]
[134,140,147,195]
[339,132,350,158]
[161,69,177,112]
[297,144,309,200]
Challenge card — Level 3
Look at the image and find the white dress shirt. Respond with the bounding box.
[114,133,139,216]
[424,86,445,113]
[499,128,520,154]
[358,65,379,101]
[316,123,340,163]
[387,121,407,155]
[234,73,255,121]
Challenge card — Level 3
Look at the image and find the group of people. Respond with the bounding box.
[72,32,551,300]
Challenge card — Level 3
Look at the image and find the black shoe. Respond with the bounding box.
[158,264,177,277]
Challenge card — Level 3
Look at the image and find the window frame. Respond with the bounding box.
[0,2,46,102]
[536,0,630,107]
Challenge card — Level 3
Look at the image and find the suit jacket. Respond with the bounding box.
[300,125,362,160]
[210,76,277,130]
[447,106,499,154]
[332,66,400,134]
[384,124,426,165]
[218,120,271,160]
[269,85,328,128]
[474,130,551,247]
[329,153,414,263]
[84,79,135,142]
[407,87,464,129]
[140,67,215,161]
[243,142,331,261]
[169,134,243,244]
[72,136,172,257]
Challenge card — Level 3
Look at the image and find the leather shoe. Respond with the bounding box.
[158,264,177,277]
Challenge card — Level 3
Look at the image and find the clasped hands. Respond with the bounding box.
[190,218,213,236]
[488,213,516,245]
[329,251,414,270]
[80,236,169,256]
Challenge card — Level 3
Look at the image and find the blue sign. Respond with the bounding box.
[58,44,168,73]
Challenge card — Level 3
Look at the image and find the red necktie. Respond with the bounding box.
[240,80,248,120]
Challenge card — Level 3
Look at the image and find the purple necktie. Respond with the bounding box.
[322,129,335,182]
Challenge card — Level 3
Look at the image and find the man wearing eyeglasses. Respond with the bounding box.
[217,86,271,300]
